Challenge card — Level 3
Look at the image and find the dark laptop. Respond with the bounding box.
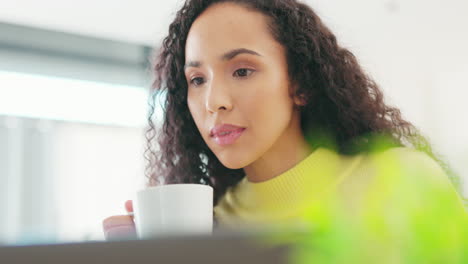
[0,231,290,264]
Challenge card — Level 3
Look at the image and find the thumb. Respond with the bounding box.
[124,200,134,213]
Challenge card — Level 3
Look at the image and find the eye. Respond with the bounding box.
[233,68,255,78]
[190,77,205,86]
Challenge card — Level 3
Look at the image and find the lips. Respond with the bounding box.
[210,124,246,146]
[210,124,246,137]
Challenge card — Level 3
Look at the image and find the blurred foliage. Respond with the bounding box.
[257,134,468,263]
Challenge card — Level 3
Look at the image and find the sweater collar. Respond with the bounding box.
[232,147,343,211]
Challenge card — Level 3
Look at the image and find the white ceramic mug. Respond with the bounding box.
[134,184,213,239]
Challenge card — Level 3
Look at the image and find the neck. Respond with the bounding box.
[243,113,313,183]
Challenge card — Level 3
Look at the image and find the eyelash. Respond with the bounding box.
[189,68,255,86]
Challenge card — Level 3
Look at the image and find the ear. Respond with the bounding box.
[293,91,308,106]
[290,81,307,107]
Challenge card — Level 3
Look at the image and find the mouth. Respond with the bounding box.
[211,128,246,146]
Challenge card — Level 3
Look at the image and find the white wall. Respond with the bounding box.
[0,0,182,45]
[53,122,146,242]
[0,116,146,244]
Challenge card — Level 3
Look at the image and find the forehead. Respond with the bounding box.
[185,3,279,61]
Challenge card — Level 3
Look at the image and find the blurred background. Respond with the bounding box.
[0,0,467,245]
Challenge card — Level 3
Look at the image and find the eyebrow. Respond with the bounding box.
[184,48,262,70]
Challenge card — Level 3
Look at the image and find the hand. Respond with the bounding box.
[102,200,137,241]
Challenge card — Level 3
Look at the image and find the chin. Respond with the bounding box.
[219,159,245,170]
[216,154,249,170]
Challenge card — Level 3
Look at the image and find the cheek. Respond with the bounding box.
[243,77,293,126]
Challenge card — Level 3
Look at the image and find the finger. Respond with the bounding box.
[124,200,134,213]
[102,215,134,231]
[102,215,136,241]
[104,225,137,241]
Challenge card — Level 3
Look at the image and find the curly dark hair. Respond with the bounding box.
[145,0,463,205]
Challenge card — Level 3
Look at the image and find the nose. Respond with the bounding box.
[205,77,233,113]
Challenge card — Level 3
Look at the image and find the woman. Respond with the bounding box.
[103,0,466,247]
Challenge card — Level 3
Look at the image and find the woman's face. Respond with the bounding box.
[185,3,302,169]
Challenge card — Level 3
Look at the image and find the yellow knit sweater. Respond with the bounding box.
[214,147,466,229]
